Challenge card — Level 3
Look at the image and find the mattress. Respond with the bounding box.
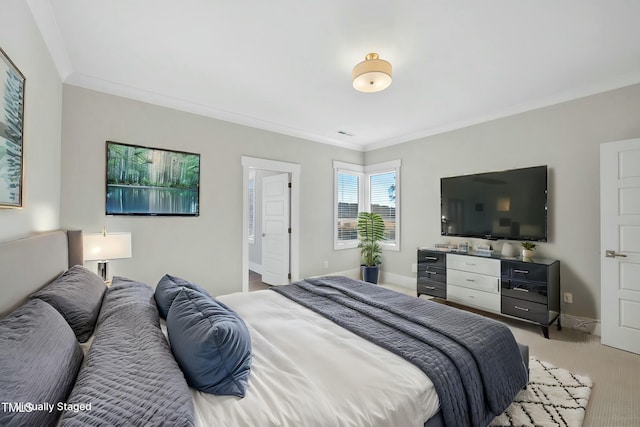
[190,290,439,427]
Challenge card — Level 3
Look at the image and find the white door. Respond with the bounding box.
[601,138,640,355]
[261,173,290,286]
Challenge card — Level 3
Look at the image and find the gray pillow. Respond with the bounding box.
[31,265,106,342]
[0,299,83,427]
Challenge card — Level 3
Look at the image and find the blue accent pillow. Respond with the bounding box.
[167,288,252,397]
[154,274,211,319]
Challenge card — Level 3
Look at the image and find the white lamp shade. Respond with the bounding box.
[352,53,392,93]
[83,232,132,261]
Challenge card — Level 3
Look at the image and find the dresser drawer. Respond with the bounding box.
[501,296,549,324]
[501,280,547,304]
[447,254,500,276]
[448,285,500,313]
[501,260,548,282]
[447,268,500,293]
[417,250,446,268]
[417,266,446,284]
[417,279,446,299]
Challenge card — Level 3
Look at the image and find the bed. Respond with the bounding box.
[0,230,529,427]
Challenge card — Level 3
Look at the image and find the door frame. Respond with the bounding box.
[241,156,300,292]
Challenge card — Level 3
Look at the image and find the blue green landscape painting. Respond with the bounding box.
[0,48,25,208]
[106,141,200,216]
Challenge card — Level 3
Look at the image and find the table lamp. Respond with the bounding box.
[83,229,132,280]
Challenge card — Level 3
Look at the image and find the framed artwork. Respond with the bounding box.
[0,47,25,208]
[105,141,200,216]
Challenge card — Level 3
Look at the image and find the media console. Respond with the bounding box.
[417,248,561,338]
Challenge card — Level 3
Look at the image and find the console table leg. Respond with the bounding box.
[542,326,550,339]
[557,317,562,331]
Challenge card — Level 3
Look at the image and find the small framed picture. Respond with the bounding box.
[0,47,26,208]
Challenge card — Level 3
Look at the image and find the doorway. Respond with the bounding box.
[241,156,300,293]
[600,138,640,354]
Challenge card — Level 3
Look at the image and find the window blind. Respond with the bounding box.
[337,172,359,241]
[370,171,396,241]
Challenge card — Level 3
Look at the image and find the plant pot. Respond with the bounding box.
[522,249,534,259]
[361,265,380,284]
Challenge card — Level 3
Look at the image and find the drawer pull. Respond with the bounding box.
[426,271,437,275]
[514,269,529,274]
[424,286,436,290]
[514,288,530,293]
[514,305,529,312]
[466,279,475,282]
[424,257,438,261]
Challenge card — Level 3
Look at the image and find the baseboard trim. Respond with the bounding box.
[249,262,263,275]
[379,272,416,291]
[561,313,601,335]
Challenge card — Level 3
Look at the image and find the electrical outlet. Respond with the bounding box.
[563,292,573,304]
[323,261,329,269]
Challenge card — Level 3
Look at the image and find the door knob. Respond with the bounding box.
[605,250,627,258]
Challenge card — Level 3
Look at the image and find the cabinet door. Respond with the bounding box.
[417,266,446,284]
[417,250,446,268]
[447,254,500,276]
[447,269,500,293]
[501,280,548,304]
[448,285,500,313]
[417,279,446,299]
[501,296,549,324]
[501,261,548,282]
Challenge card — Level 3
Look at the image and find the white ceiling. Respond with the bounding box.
[28,0,640,151]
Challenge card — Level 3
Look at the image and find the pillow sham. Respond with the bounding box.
[167,287,252,397]
[31,265,106,342]
[0,299,83,427]
[154,274,211,319]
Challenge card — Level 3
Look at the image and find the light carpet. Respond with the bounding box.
[491,357,593,427]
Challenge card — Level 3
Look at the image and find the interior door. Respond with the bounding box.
[601,138,640,354]
[261,173,290,286]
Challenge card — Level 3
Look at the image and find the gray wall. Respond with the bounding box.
[60,85,362,295]
[0,1,63,242]
[365,83,640,320]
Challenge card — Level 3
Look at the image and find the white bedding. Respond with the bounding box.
[191,290,440,427]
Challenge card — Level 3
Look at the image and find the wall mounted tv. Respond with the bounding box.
[441,165,547,241]
[106,141,200,216]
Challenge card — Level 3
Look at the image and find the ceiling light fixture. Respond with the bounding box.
[352,53,392,93]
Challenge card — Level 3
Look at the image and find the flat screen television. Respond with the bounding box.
[106,141,200,216]
[441,165,547,241]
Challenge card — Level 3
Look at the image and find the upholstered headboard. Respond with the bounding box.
[0,230,83,316]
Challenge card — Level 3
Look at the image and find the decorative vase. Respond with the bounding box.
[522,249,534,259]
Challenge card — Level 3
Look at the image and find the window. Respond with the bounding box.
[334,162,363,250]
[334,160,400,251]
[370,171,397,242]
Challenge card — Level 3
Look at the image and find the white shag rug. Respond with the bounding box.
[491,357,593,427]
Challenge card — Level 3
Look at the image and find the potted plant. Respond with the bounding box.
[521,242,536,259]
[357,212,385,284]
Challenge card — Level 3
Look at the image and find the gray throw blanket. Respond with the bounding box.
[272,276,528,427]
[60,277,194,426]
